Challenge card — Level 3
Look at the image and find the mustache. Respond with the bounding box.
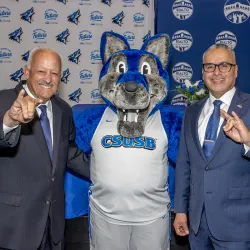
[38,80,55,87]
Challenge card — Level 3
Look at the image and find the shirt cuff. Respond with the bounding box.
[3,124,19,136]
[243,144,250,154]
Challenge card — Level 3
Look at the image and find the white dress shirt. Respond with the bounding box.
[198,87,249,153]
[3,85,54,145]
[198,87,236,147]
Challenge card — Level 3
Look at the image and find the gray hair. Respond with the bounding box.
[26,47,63,71]
[202,44,236,63]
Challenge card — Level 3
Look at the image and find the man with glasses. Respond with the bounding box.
[173,44,250,250]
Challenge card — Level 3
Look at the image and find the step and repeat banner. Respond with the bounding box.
[156,0,250,105]
[0,0,154,105]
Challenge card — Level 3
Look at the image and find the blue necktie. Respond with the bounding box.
[39,105,53,160]
[203,100,222,160]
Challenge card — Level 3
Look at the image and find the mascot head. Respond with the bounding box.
[99,31,171,138]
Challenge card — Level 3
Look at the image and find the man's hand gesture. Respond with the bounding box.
[221,109,250,147]
[3,89,43,127]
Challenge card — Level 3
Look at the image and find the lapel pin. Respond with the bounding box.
[237,104,242,109]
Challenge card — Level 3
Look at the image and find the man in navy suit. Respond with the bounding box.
[0,48,89,250]
[173,44,250,250]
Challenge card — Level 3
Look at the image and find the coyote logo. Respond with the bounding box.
[112,11,125,26]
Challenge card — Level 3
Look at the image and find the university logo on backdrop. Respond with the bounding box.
[20,7,35,23]
[171,94,188,106]
[123,31,135,46]
[172,62,193,84]
[142,0,150,7]
[68,10,81,25]
[0,6,11,22]
[112,11,125,26]
[224,0,250,24]
[79,0,91,6]
[32,0,46,3]
[122,0,135,7]
[80,69,93,84]
[172,0,193,20]
[56,29,70,44]
[133,13,144,27]
[90,50,102,64]
[44,9,58,24]
[57,0,67,4]
[172,30,193,52]
[61,68,70,84]
[68,88,82,103]
[21,50,30,62]
[90,89,102,104]
[10,68,24,83]
[79,30,93,45]
[0,48,12,63]
[33,29,47,44]
[90,11,103,25]
[101,0,112,6]
[215,31,237,49]
[68,49,81,64]
[9,28,23,43]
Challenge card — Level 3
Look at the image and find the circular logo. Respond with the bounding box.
[224,0,250,24]
[171,93,188,106]
[172,30,193,52]
[172,62,193,84]
[172,0,193,20]
[215,31,237,49]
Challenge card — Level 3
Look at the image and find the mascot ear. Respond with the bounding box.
[141,33,171,70]
[100,31,130,64]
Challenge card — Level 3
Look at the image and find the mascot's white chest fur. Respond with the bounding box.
[89,107,170,223]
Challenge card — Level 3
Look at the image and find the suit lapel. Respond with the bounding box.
[16,82,53,170]
[51,97,62,174]
[28,114,53,169]
[191,97,208,161]
[207,88,248,163]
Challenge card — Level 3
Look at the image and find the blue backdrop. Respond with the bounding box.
[156,0,250,104]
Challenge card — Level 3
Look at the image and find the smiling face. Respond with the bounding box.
[24,49,62,103]
[202,47,238,99]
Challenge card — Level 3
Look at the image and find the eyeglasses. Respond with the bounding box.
[202,62,236,73]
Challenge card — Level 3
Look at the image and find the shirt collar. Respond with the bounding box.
[22,84,52,113]
[208,87,236,107]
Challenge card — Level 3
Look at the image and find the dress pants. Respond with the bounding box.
[38,218,63,250]
[65,214,90,250]
[189,208,250,250]
[0,218,63,250]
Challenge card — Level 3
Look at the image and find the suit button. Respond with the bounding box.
[205,166,210,171]
[45,200,50,205]
[51,178,55,182]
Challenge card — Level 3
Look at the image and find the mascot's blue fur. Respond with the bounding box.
[65,32,184,219]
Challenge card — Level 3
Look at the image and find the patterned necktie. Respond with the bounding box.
[39,105,53,159]
[203,100,222,160]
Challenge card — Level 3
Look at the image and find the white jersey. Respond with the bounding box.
[90,107,170,225]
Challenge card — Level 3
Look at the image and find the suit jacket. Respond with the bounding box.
[0,82,90,250]
[174,88,250,241]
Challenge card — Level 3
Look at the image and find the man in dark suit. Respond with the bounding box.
[0,48,89,250]
[173,44,250,249]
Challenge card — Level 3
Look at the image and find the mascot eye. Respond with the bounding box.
[116,62,126,74]
[141,62,151,75]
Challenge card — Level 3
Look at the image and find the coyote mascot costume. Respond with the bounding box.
[65,31,183,250]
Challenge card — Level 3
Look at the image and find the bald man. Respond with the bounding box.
[0,48,89,250]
